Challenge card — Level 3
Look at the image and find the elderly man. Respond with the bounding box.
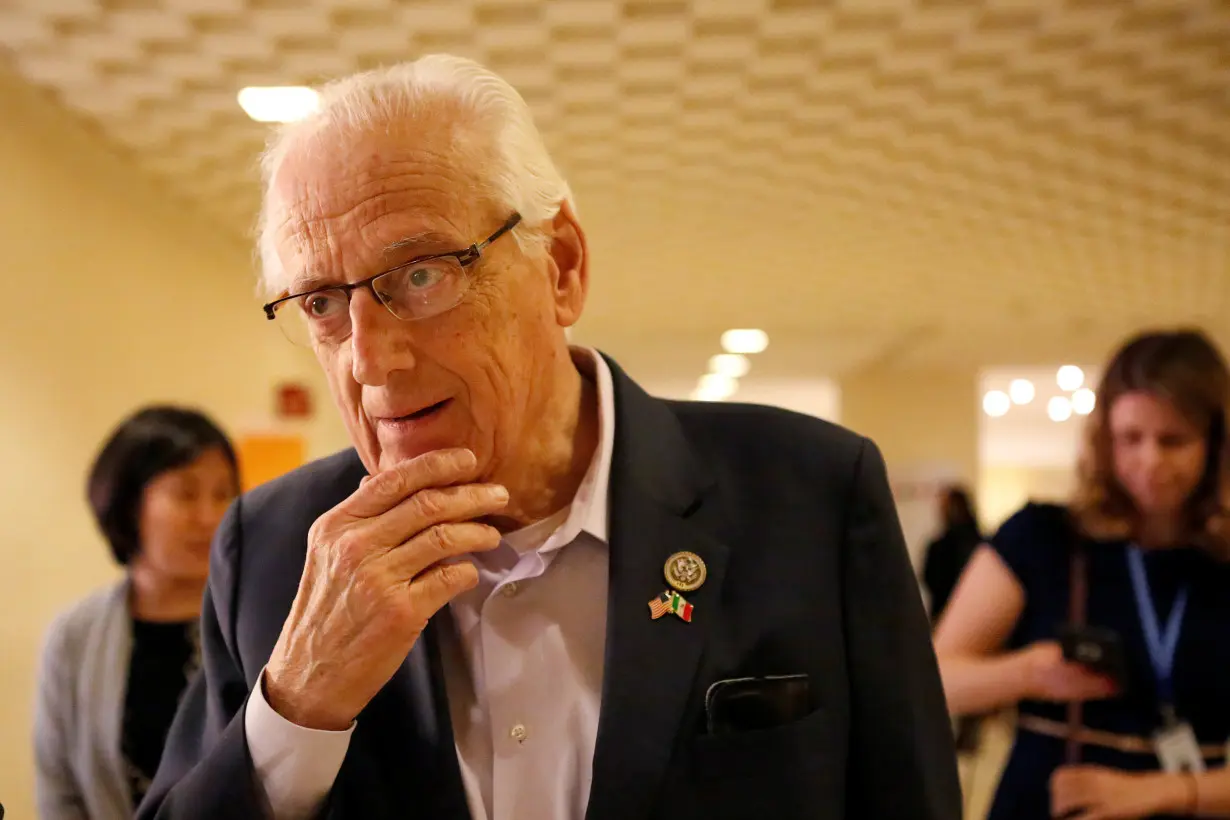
[138,55,960,820]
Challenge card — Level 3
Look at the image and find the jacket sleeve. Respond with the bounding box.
[840,438,963,819]
[33,615,90,820]
[136,499,273,820]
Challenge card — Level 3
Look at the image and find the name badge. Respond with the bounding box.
[1154,721,1206,773]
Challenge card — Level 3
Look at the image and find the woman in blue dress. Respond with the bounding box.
[935,329,1230,819]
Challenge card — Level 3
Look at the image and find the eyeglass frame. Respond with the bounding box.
[261,212,523,325]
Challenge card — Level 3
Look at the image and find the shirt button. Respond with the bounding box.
[510,723,528,743]
[501,581,520,598]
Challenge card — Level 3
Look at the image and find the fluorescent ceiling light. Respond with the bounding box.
[709,353,750,378]
[982,390,1010,417]
[1008,378,1035,405]
[692,373,738,402]
[721,329,768,354]
[1056,365,1085,392]
[238,86,320,123]
[1072,388,1096,415]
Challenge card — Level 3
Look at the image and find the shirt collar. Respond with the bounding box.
[568,345,615,542]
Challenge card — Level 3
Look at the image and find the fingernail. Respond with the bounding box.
[457,449,477,468]
[491,485,509,502]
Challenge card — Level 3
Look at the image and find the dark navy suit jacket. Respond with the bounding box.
[138,357,961,820]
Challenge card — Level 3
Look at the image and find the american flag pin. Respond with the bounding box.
[648,589,693,622]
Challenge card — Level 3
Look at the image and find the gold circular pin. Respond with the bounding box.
[664,551,707,592]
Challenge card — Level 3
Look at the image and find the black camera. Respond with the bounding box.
[1059,624,1128,688]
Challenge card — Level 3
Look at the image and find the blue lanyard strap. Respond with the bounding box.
[1126,546,1189,707]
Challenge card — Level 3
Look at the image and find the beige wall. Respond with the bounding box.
[979,464,1076,533]
[840,367,1079,532]
[841,366,979,483]
[0,69,345,816]
[841,366,979,574]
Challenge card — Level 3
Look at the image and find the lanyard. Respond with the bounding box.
[1126,546,1189,711]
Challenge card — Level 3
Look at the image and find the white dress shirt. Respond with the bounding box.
[245,347,616,820]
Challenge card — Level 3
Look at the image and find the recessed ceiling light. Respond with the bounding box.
[1048,395,1073,422]
[720,329,768,355]
[709,353,750,378]
[237,86,320,123]
[1008,378,1035,405]
[692,373,738,402]
[1056,365,1084,392]
[1072,388,1096,415]
[982,390,1010,417]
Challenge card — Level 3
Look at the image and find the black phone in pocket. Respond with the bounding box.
[1059,624,1128,687]
[705,674,810,735]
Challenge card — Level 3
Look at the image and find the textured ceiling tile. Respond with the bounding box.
[337,26,415,56]
[757,8,826,39]
[163,0,244,12]
[0,11,56,48]
[246,8,332,38]
[1,0,1224,369]
[398,2,474,34]
[543,0,619,27]
[106,8,194,41]
[616,17,692,47]
[11,53,98,86]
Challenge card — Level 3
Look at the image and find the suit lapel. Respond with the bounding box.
[339,617,471,818]
[423,619,473,819]
[585,359,729,820]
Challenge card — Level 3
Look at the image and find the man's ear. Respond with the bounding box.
[546,200,588,328]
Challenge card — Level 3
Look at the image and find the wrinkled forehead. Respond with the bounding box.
[267,116,495,291]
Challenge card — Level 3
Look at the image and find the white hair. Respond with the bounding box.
[255,54,574,296]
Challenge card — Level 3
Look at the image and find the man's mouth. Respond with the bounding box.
[385,399,451,423]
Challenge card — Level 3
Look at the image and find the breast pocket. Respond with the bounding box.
[681,708,845,820]
[690,706,842,780]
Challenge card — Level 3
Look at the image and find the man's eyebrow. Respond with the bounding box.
[287,272,334,294]
[382,231,461,259]
[284,231,462,293]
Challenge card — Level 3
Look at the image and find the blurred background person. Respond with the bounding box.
[33,406,239,820]
[924,484,983,624]
[934,330,1230,819]
[923,484,985,756]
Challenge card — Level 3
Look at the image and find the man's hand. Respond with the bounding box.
[1050,765,1182,820]
[264,448,507,731]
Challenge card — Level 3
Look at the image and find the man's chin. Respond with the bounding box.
[374,434,464,472]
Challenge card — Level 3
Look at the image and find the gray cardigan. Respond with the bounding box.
[34,580,134,820]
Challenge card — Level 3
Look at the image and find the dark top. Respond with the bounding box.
[923,522,982,622]
[987,503,1230,820]
[136,355,962,820]
[122,619,200,809]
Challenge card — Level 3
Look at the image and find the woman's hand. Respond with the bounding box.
[1023,641,1119,703]
[1050,766,1187,819]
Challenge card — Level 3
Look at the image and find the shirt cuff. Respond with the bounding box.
[245,667,355,820]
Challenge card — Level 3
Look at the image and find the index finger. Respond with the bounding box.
[345,448,479,518]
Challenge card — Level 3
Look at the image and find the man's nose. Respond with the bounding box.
[349,290,417,386]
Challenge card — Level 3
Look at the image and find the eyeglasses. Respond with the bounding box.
[262,213,522,347]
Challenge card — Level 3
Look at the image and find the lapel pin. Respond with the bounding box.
[649,589,693,622]
[664,551,707,592]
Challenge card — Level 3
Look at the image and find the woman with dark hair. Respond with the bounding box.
[935,329,1230,819]
[923,484,983,623]
[924,485,985,756]
[34,406,239,820]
